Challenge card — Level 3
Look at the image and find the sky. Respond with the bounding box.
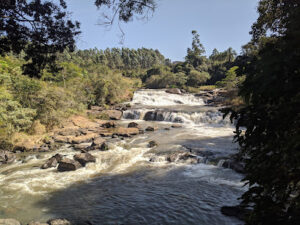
[65,0,259,61]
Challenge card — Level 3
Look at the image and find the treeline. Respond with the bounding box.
[58,47,166,70]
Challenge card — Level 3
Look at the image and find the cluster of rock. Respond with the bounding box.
[195,89,228,106]
[0,218,71,225]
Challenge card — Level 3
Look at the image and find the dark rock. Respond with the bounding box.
[57,158,82,172]
[148,141,158,148]
[164,127,170,130]
[138,128,144,134]
[128,122,139,128]
[221,206,251,221]
[0,150,16,165]
[41,154,62,169]
[100,143,109,151]
[47,219,72,225]
[167,152,198,164]
[145,126,156,132]
[101,121,115,128]
[221,159,245,173]
[171,124,182,128]
[166,88,181,95]
[74,153,96,166]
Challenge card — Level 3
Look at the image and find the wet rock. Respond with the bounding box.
[221,206,251,221]
[167,152,198,164]
[128,122,140,128]
[73,142,93,151]
[47,219,71,225]
[148,141,158,148]
[41,154,63,169]
[166,88,181,95]
[0,150,16,165]
[171,124,182,128]
[74,153,96,166]
[100,143,109,151]
[100,121,115,128]
[38,144,50,152]
[144,111,164,121]
[164,127,170,130]
[0,219,21,225]
[145,126,156,132]
[221,159,245,173]
[114,127,139,137]
[57,158,82,172]
[101,110,123,120]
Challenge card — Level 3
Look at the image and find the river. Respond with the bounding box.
[0,89,246,225]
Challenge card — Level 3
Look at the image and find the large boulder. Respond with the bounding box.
[0,151,16,165]
[57,158,82,172]
[101,110,123,120]
[145,126,156,132]
[0,219,21,225]
[221,159,245,173]
[41,154,63,169]
[100,121,115,128]
[74,153,96,166]
[114,127,139,137]
[166,88,181,95]
[57,127,80,136]
[167,152,198,164]
[128,122,140,128]
[47,219,71,225]
[71,133,98,144]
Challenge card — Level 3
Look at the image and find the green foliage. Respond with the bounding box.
[187,70,210,87]
[0,0,80,77]
[224,1,300,224]
[0,87,36,137]
[145,71,187,89]
[216,66,245,90]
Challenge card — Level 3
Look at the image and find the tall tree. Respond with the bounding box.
[0,0,80,78]
[185,30,206,68]
[225,1,300,224]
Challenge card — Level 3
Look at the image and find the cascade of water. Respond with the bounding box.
[131,89,205,106]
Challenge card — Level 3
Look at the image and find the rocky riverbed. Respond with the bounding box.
[0,89,246,225]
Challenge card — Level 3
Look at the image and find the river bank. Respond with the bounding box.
[0,88,246,225]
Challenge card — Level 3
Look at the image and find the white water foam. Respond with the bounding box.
[131,89,205,106]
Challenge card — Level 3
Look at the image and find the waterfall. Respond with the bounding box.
[131,89,205,106]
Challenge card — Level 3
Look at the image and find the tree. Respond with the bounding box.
[0,0,80,78]
[224,1,300,224]
[185,30,206,68]
[187,70,210,87]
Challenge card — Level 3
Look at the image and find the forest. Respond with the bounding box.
[0,0,299,225]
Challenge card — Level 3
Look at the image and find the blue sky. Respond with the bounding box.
[65,0,259,61]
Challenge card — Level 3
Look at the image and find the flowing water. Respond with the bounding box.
[0,89,246,225]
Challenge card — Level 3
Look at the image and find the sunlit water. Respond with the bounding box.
[0,89,245,224]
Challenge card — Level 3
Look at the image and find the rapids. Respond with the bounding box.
[0,89,245,225]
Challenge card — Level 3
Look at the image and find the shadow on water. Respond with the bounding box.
[34,161,244,225]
